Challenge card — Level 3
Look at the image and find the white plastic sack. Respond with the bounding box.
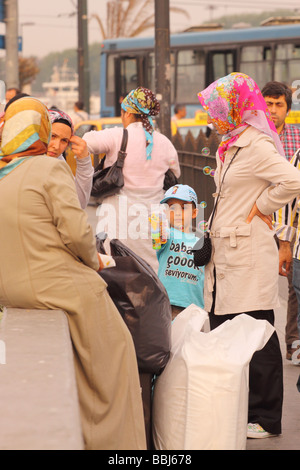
[152,304,275,450]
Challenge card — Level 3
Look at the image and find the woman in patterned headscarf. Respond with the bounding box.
[195,73,300,440]
[48,108,93,209]
[0,97,146,451]
[121,87,160,160]
[83,87,180,273]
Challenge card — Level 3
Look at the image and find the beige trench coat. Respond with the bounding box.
[0,156,146,450]
[205,126,300,315]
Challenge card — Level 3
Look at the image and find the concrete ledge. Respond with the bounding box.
[0,308,84,450]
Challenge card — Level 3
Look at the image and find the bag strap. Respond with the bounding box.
[208,147,241,231]
[94,128,128,171]
[120,127,128,152]
[116,128,128,168]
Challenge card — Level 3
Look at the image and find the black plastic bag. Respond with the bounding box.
[97,235,172,375]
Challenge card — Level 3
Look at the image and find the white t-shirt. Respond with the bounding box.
[83,122,180,191]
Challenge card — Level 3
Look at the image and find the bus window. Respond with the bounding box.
[148,51,176,102]
[209,51,235,82]
[148,52,155,92]
[114,56,145,115]
[239,46,272,89]
[274,44,300,86]
[118,57,138,98]
[106,53,117,108]
[176,49,205,104]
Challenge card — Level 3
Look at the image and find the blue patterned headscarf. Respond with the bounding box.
[121,87,160,160]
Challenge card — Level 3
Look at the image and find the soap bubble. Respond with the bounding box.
[198,220,208,232]
[203,165,211,175]
[210,168,215,177]
[200,201,207,208]
[202,147,210,156]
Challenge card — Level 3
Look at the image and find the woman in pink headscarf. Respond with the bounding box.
[196,73,300,439]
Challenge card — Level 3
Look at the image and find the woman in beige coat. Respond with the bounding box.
[0,97,146,450]
[197,73,300,439]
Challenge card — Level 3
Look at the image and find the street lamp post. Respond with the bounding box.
[155,0,171,140]
[5,0,19,89]
[20,22,35,54]
[77,0,90,114]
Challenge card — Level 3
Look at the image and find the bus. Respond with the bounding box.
[99,23,300,118]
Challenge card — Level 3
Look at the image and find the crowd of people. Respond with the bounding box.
[0,74,300,450]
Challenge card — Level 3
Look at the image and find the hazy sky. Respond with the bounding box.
[1,0,300,58]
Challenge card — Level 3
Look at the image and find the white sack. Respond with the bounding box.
[152,305,275,450]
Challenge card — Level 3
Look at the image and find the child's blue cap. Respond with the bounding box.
[160,184,198,206]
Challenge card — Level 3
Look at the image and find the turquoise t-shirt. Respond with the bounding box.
[157,227,204,309]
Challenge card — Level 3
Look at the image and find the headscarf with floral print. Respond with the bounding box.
[121,87,160,160]
[49,109,74,134]
[198,72,284,163]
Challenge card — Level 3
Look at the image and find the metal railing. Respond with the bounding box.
[177,150,216,222]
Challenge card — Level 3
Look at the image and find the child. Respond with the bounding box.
[151,184,205,320]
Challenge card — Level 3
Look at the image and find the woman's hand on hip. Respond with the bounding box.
[246,202,273,230]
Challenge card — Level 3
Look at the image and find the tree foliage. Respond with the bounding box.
[19,56,40,89]
[91,0,189,39]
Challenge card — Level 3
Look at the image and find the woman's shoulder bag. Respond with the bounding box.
[91,128,128,202]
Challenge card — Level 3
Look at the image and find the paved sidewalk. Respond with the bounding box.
[246,275,300,450]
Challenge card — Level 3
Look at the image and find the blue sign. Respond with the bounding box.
[0,35,23,51]
[0,0,5,22]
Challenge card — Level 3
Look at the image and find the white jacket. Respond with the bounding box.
[205,126,300,315]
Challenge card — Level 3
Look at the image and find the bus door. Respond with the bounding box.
[206,50,236,85]
[114,56,147,115]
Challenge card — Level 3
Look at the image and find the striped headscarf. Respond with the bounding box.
[0,97,51,180]
[121,87,160,160]
[198,72,284,163]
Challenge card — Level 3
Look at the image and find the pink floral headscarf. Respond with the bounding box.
[198,72,284,162]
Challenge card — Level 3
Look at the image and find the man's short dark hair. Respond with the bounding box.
[261,81,292,112]
[4,92,30,111]
[6,87,20,94]
[174,104,186,114]
[75,101,84,110]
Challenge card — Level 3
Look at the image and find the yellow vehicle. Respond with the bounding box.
[177,109,300,133]
[65,117,122,175]
[171,111,208,138]
[286,110,300,126]
[68,115,208,174]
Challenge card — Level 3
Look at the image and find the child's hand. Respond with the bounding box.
[149,212,162,250]
[149,210,170,249]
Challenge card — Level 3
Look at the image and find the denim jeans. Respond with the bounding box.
[291,257,300,339]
